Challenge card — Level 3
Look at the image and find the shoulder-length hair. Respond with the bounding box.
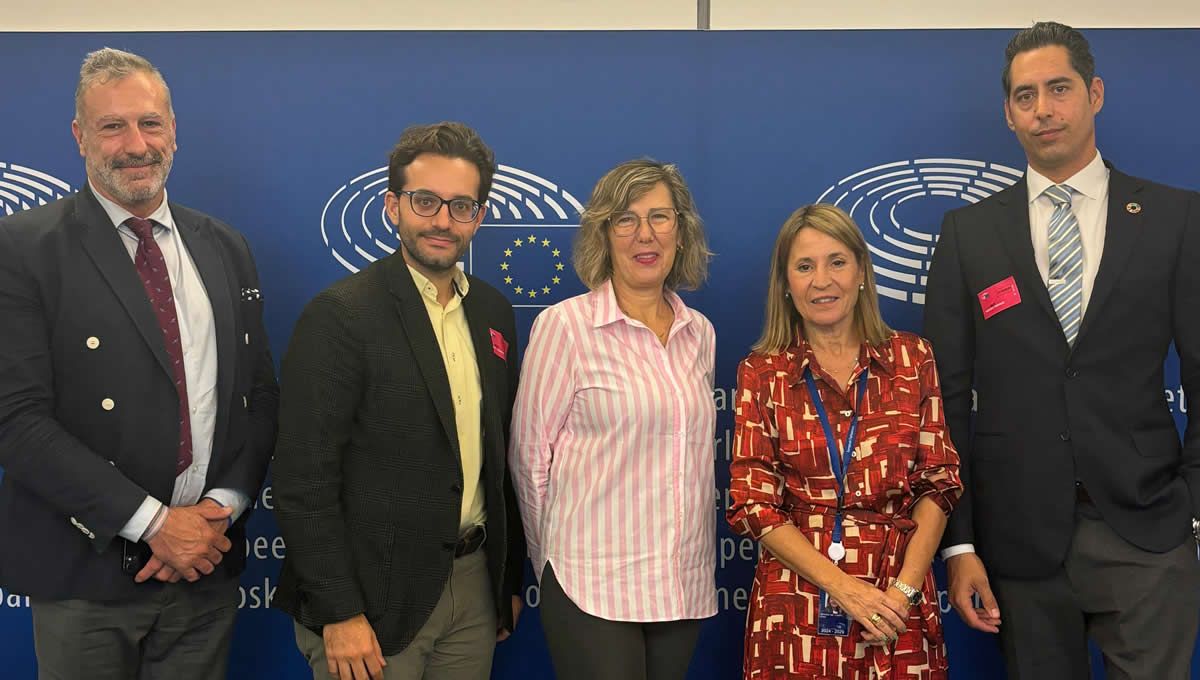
[574,159,712,291]
[752,203,892,355]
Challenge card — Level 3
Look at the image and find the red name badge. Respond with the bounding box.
[977,276,1022,320]
[489,328,509,361]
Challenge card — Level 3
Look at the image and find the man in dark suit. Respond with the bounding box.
[0,48,278,679]
[273,121,525,680]
[924,22,1200,679]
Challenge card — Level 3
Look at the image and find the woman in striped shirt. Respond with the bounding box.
[509,159,717,680]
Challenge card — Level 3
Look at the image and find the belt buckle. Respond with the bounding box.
[456,524,486,558]
[1074,482,1092,504]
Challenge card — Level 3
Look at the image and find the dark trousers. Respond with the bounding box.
[539,563,702,680]
[30,576,239,680]
[992,503,1200,680]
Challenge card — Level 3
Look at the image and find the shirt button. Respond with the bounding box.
[101,398,115,411]
[1060,430,1071,441]
[1065,368,1078,378]
[86,336,100,349]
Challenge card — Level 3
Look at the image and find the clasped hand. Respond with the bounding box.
[138,499,234,583]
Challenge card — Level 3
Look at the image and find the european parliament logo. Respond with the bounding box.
[818,158,1021,305]
[0,162,73,215]
[321,164,585,308]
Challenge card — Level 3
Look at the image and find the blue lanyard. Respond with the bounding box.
[803,365,868,545]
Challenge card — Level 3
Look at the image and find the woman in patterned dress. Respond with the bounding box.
[728,204,962,679]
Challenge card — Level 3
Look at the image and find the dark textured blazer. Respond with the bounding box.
[0,185,279,599]
[923,162,1200,580]
[272,252,525,656]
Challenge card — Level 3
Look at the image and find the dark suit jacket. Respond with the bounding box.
[0,185,279,599]
[923,163,1200,580]
[272,252,525,656]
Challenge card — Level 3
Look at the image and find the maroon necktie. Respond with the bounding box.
[126,217,193,475]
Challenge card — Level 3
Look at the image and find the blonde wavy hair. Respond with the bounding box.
[574,159,712,291]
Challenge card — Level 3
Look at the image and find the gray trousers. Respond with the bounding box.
[992,504,1200,680]
[296,549,497,680]
[30,576,239,680]
[539,563,703,680]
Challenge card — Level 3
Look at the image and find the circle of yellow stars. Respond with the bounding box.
[501,234,564,300]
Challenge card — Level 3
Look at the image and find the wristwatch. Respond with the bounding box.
[889,578,922,607]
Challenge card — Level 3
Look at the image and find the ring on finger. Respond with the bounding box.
[869,612,883,625]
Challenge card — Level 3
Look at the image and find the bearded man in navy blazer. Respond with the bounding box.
[0,48,278,679]
[924,22,1200,679]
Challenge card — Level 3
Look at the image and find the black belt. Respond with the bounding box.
[455,525,486,558]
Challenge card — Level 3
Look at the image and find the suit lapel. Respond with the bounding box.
[75,186,173,378]
[175,208,236,456]
[386,256,460,456]
[1075,167,1143,345]
[992,178,1060,325]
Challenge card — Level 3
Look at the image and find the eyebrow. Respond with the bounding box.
[1012,76,1074,95]
[413,189,477,201]
[794,252,849,261]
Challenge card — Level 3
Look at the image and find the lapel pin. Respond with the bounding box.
[1126,202,1142,214]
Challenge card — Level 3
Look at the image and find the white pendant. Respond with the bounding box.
[827,541,846,562]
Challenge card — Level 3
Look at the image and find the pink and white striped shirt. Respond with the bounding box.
[510,280,717,622]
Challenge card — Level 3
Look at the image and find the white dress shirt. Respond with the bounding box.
[89,184,248,541]
[941,151,1110,561]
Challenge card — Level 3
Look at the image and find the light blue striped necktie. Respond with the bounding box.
[1044,184,1083,345]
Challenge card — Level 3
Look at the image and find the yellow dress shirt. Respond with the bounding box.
[407,265,486,532]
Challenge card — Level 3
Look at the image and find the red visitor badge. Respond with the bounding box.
[977,276,1021,320]
[489,328,508,361]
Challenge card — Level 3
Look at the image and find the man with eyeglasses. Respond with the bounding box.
[273,121,526,680]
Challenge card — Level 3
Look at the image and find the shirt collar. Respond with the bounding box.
[407,263,470,304]
[90,180,175,232]
[1025,150,1109,204]
[590,278,694,331]
[787,326,894,386]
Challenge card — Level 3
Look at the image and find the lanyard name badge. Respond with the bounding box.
[805,365,868,637]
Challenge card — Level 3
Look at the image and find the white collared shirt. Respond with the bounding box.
[941,151,1111,561]
[89,183,247,541]
[1026,150,1111,319]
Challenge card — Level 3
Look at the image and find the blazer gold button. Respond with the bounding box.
[86,336,100,349]
[1126,202,1142,214]
[101,398,115,411]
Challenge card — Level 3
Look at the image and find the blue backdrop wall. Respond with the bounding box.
[2,29,1199,679]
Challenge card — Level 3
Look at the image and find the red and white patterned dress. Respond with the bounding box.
[728,331,962,679]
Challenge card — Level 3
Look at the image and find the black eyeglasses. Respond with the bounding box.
[607,209,679,236]
[396,190,483,223]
